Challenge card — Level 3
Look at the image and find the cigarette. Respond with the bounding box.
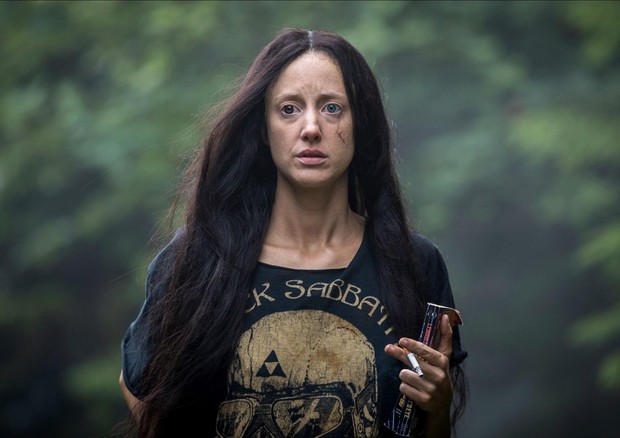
[406,350,424,378]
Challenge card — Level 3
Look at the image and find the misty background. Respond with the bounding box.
[1,1,619,437]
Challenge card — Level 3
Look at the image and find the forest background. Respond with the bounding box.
[1,1,619,437]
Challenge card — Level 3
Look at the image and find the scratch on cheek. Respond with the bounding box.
[336,119,346,144]
[337,129,346,144]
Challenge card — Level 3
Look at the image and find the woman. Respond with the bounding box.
[120,28,467,437]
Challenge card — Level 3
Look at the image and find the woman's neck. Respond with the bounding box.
[260,179,365,269]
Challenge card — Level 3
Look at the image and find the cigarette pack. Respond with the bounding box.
[383,303,463,437]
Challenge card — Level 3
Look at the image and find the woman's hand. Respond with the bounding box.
[384,314,454,414]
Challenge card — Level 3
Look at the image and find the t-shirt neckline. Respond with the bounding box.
[256,227,368,274]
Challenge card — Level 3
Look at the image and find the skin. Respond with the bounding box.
[119,371,141,421]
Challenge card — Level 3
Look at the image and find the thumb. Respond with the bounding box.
[437,314,453,359]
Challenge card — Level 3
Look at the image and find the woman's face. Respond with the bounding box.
[265,51,354,192]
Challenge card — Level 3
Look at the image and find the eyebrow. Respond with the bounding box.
[270,91,348,103]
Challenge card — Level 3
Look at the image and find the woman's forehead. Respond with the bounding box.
[267,52,346,102]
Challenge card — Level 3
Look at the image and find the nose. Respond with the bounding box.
[300,111,322,143]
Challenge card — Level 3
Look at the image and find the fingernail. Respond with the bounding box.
[400,338,409,347]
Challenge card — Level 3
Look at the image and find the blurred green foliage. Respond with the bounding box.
[0,1,618,437]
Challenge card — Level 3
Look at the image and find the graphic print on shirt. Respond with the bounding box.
[215,310,378,437]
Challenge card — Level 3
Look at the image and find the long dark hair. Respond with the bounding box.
[133,28,466,436]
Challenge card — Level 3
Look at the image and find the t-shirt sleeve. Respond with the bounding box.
[412,233,468,368]
[121,229,181,398]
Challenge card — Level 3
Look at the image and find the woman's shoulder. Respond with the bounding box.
[410,231,451,285]
[410,231,444,261]
[145,227,186,296]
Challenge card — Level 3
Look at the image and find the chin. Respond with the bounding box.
[278,168,349,192]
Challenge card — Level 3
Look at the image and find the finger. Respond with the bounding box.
[384,342,413,367]
[437,314,453,359]
[397,373,434,409]
[399,338,448,369]
[399,369,433,391]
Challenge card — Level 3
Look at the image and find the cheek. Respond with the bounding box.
[266,119,290,148]
[265,122,279,150]
[267,129,289,167]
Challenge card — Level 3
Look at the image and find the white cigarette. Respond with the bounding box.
[406,352,424,377]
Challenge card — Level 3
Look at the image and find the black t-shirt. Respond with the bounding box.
[122,229,466,437]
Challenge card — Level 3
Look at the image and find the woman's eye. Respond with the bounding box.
[281,105,296,115]
[324,103,341,114]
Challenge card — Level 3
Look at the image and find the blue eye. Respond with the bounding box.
[282,105,296,115]
[325,103,341,114]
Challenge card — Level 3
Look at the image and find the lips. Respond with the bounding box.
[297,149,327,158]
[296,149,328,165]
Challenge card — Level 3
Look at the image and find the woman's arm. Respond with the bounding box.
[119,370,143,421]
